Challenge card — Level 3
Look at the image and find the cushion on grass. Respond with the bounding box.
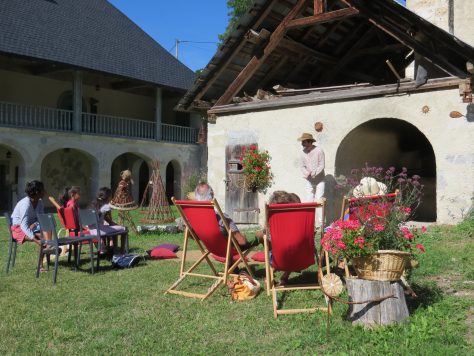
[251,251,266,262]
[155,243,179,252]
[211,253,247,263]
[147,247,177,259]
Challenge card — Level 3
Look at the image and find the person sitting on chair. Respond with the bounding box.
[193,182,262,250]
[90,187,128,254]
[261,190,302,285]
[10,180,53,269]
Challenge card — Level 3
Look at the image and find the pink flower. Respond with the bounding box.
[421,226,427,233]
[400,227,414,240]
[416,243,425,252]
[373,223,385,231]
[354,236,365,248]
[401,207,412,215]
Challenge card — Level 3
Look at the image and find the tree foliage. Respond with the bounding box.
[219,0,254,42]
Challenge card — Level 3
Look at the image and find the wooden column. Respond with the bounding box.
[346,279,409,326]
[214,0,308,106]
[73,70,82,133]
[155,87,162,141]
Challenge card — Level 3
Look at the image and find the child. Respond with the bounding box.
[90,187,128,254]
[59,186,81,220]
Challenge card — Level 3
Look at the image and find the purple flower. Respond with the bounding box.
[389,166,396,172]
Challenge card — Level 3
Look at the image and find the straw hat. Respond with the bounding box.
[297,132,315,142]
[353,177,388,197]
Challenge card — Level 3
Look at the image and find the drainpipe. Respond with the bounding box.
[73,70,82,133]
[155,87,162,141]
[448,0,454,34]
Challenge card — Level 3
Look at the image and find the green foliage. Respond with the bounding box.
[181,169,207,197]
[0,215,473,354]
[219,0,254,42]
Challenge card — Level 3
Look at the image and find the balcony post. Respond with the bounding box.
[155,87,162,140]
[73,70,83,133]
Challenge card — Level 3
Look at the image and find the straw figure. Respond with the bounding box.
[139,161,175,224]
[110,169,139,234]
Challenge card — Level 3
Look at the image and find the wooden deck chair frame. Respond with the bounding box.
[264,200,332,318]
[166,197,255,300]
[339,192,399,277]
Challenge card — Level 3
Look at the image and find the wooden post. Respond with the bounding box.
[346,278,409,326]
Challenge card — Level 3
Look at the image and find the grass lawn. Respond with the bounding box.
[0,210,473,355]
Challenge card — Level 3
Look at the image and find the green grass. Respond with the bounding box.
[0,213,473,355]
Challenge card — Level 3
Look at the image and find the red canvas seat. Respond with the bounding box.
[264,201,332,318]
[166,198,254,300]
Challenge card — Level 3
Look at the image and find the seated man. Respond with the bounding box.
[194,182,262,250]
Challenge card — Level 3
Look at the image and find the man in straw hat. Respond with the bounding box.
[298,132,325,213]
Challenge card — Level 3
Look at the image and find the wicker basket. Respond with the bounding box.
[352,250,410,281]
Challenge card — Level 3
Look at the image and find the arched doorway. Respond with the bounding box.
[166,160,181,201]
[0,145,23,212]
[111,153,149,204]
[335,118,436,222]
[41,148,95,207]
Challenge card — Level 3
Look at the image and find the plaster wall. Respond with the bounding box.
[0,128,202,207]
[207,88,474,225]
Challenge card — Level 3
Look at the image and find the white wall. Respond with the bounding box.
[207,87,474,224]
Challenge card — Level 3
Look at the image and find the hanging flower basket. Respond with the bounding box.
[240,145,274,194]
[352,250,410,281]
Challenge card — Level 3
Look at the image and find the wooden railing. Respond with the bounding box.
[0,101,198,144]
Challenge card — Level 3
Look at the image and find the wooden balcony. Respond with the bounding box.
[0,101,198,144]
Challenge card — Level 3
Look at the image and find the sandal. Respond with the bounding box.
[39,267,47,273]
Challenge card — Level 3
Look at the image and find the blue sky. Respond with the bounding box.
[108,0,229,71]
[109,0,407,72]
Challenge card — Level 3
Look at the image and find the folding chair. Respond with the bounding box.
[264,201,332,318]
[166,198,254,300]
[339,192,399,277]
[78,208,108,271]
[4,212,18,273]
[36,213,96,285]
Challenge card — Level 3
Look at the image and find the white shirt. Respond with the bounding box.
[301,146,325,181]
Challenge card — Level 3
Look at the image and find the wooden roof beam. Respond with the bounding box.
[285,7,359,30]
[214,0,308,107]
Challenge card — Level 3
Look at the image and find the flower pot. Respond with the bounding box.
[352,250,410,281]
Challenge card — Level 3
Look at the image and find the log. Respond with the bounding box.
[346,278,409,327]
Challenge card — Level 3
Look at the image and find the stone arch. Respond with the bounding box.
[110,153,151,203]
[41,148,97,207]
[0,145,26,212]
[335,118,436,222]
[166,160,182,200]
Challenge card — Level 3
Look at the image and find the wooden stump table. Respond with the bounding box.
[346,278,409,327]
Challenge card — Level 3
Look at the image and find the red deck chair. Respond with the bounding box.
[166,198,254,300]
[339,192,399,276]
[264,201,332,318]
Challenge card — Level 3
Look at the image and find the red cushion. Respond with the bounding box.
[148,247,177,259]
[211,253,246,263]
[251,251,266,262]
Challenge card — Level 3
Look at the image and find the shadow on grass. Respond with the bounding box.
[406,281,444,313]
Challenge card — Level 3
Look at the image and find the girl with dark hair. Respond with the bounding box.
[90,187,127,254]
[59,186,81,227]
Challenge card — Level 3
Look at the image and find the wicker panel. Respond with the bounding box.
[352,250,410,281]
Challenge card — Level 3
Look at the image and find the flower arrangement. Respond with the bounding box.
[322,165,427,261]
[240,145,274,193]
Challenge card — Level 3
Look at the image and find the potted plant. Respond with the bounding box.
[240,145,274,193]
[321,165,427,281]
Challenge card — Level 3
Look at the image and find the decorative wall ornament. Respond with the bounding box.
[314,121,323,132]
[421,105,430,114]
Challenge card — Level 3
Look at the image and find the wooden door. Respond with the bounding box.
[225,144,259,224]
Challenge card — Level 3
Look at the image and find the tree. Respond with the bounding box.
[219,0,254,42]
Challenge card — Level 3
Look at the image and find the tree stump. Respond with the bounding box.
[346,278,409,327]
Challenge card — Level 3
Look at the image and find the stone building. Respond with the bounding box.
[178,0,474,225]
[0,0,204,211]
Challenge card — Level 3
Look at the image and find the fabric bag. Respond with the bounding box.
[227,272,261,301]
[111,254,141,268]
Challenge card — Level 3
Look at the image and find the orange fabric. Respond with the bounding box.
[267,202,318,272]
[11,225,28,244]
